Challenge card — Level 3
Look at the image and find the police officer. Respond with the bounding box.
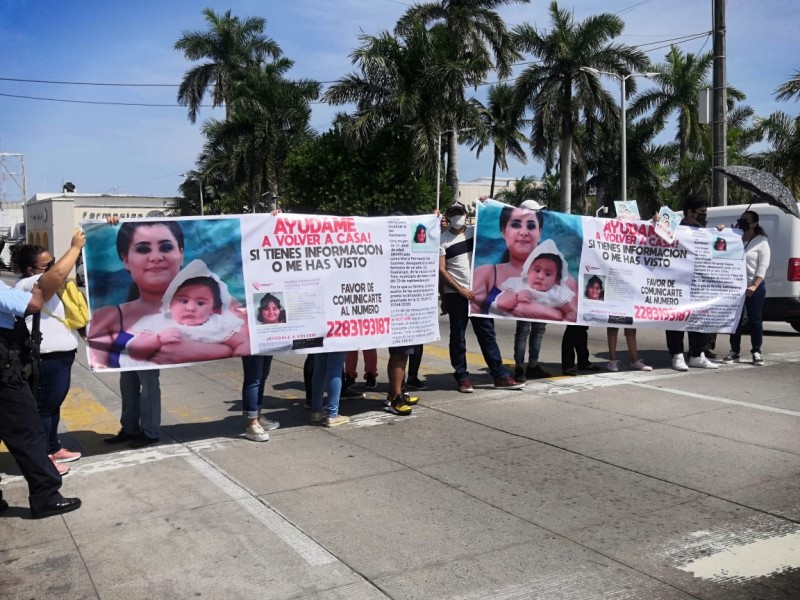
[0,278,81,518]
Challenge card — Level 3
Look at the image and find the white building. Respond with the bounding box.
[457,177,542,213]
[24,192,178,263]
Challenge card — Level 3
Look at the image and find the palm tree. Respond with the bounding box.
[752,111,800,197]
[395,0,528,200]
[776,69,800,103]
[175,8,280,123]
[324,21,453,178]
[629,46,714,163]
[513,1,648,213]
[201,57,320,211]
[468,83,529,197]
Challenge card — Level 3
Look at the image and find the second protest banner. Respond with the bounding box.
[469,200,745,332]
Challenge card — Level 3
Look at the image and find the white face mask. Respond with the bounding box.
[449,214,466,229]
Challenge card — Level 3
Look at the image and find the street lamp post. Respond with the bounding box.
[580,68,658,202]
[181,172,204,215]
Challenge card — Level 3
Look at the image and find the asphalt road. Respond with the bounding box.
[1,305,799,599]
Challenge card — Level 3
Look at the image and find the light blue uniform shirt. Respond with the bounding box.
[0,280,32,330]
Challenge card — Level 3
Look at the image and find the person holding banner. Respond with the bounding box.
[440,201,523,393]
[665,195,719,371]
[12,232,87,475]
[723,210,770,366]
[90,220,240,447]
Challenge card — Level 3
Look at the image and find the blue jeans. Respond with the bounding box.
[37,350,76,455]
[730,282,766,354]
[513,321,546,366]
[444,293,509,382]
[241,355,273,419]
[311,352,347,418]
[120,369,161,439]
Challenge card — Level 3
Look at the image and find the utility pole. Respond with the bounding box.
[712,0,727,206]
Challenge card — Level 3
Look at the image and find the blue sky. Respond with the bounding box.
[0,0,797,200]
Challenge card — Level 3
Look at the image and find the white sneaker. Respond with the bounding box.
[631,359,653,372]
[259,416,280,431]
[688,353,719,369]
[671,353,689,371]
[752,351,764,366]
[244,423,269,442]
[606,360,620,372]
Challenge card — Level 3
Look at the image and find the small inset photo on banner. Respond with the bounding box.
[253,291,287,325]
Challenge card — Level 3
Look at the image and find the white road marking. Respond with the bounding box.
[628,382,800,417]
[678,531,800,582]
[183,454,337,566]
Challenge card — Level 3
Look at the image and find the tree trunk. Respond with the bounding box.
[559,128,573,214]
[490,147,498,199]
[446,131,460,203]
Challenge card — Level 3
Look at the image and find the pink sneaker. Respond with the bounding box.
[631,359,653,372]
[50,456,71,476]
[50,448,82,463]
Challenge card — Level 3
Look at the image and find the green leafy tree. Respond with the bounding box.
[513,1,648,213]
[282,124,439,215]
[752,111,800,197]
[175,8,280,123]
[776,69,800,103]
[395,0,528,200]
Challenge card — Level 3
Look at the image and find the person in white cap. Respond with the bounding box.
[439,201,524,393]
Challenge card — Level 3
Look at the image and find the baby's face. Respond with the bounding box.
[170,283,216,326]
[527,258,558,291]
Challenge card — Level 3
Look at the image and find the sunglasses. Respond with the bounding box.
[33,259,55,273]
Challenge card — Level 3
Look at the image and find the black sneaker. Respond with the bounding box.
[129,434,159,449]
[513,366,526,382]
[388,393,413,415]
[104,429,139,445]
[405,376,427,391]
[340,387,365,400]
[578,362,598,372]
[343,375,357,391]
[526,364,551,379]
[364,373,377,390]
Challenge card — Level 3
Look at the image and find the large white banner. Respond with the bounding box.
[470,200,746,332]
[84,213,440,371]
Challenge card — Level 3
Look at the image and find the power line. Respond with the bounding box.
[0,76,175,87]
[0,31,711,108]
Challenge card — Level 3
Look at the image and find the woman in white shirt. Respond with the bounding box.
[723,210,770,365]
[12,231,85,475]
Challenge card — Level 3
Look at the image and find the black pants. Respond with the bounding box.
[561,325,590,369]
[665,330,708,357]
[0,363,63,512]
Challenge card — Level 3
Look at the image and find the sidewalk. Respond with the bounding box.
[2,319,800,598]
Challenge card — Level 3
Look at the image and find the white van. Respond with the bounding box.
[705,202,800,332]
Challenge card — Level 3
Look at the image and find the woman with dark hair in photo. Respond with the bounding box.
[584,275,604,300]
[414,224,427,244]
[257,293,286,324]
[12,231,86,475]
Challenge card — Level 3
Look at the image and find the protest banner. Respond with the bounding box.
[83,213,440,372]
[470,200,746,333]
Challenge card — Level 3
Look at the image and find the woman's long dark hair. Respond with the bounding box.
[585,275,604,299]
[257,293,285,323]
[498,206,545,263]
[10,244,47,275]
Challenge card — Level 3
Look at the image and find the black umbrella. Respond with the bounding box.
[714,165,800,220]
